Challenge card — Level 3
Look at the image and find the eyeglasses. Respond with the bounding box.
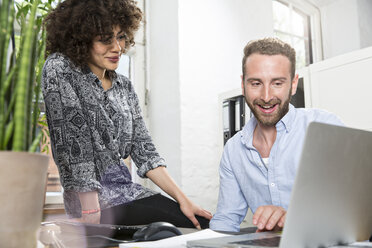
[98,33,127,45]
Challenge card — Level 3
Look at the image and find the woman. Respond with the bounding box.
[42,0,211,229]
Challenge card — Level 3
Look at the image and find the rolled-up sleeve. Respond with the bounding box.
[125,81,166,178]
[42,57,101,192]
[210,145,248,232]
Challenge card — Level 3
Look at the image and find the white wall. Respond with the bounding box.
[146,0,182,185]
[320,0,360,59]
[320,0,372,59]
[308,46,372,131]
[358,0,372,49]
[147,0,273,213]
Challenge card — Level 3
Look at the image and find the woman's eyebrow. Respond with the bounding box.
[99,32,113,37]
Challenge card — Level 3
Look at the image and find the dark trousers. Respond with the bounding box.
[100,194,209,229]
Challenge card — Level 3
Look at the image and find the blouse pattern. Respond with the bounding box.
[42,53,164,217]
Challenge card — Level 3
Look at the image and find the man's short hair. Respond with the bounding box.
[242,37,296,80]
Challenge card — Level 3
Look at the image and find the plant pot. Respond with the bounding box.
[0,151,49,248]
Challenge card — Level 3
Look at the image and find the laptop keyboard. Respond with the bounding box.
[55,221,141,239]
[230,236,281,247]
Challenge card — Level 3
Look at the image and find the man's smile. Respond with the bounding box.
[257,103,279,114]
[253,98,281,115]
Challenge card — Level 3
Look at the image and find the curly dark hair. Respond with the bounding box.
[44,0,142,68]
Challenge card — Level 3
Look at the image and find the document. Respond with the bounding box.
[119,229,231,248]
[342,241,372,247]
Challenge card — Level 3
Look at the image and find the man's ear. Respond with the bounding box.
[241,75,245,95]
[291,74,299,96]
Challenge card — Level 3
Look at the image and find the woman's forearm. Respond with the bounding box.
[78,191,100,210]
[78,191,101,224]
[145,166,188,204]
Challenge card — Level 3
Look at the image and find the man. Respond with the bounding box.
[210,38,343,232]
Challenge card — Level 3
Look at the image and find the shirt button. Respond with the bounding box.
[270,183,275,187]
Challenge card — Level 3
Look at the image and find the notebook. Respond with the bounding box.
[188,122,372,248]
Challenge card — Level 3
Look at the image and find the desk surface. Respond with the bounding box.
[38,222,204,248]
[38,223,371,248]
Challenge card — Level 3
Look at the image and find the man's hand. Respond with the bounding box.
[252,205,286,232]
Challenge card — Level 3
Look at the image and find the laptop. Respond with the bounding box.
[55,221,141,238]
[188,122,372,248]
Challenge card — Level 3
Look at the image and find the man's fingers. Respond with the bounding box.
[278,213,286,227]
[256,208,273,230]
[265,208,285,230]
[252,206,287,231]
[252,206,264,225]
[257,215,269,230]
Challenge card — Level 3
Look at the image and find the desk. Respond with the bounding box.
[38,222,202,248]
[38,223,371,248]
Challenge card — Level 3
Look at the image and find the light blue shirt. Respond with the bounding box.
[210,105,344,232]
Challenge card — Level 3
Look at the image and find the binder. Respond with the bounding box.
[223,100,235,145]
[223,95,251,145]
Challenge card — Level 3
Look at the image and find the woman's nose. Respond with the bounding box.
[110,37,123,53]
[113,39,122,51]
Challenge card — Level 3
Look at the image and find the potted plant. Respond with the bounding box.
[0,0,54,247]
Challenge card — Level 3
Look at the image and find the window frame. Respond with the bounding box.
[272,0,323,66]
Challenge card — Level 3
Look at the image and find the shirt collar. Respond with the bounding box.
[85,69,122,89]
[240,116,257,148]
[276,104,296,133]
[110,72,122,87]
[241,104,296,148]
[57,53,122,88]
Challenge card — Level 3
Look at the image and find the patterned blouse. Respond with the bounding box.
[42,53,164,217]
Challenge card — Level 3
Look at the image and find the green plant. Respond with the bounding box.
[0,0,55,152]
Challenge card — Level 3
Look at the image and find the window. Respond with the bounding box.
[117,54,132,79]
[272,0,322,68]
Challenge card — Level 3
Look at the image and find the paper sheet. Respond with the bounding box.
[345,241,372,247]
[119,229,230,248]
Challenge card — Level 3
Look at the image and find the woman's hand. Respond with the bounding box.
[79,211,101,224]
[178,197,212,229]
[60,211,101,224]
[146,166,212,229]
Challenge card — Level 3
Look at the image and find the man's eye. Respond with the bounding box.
[250,82,261,86]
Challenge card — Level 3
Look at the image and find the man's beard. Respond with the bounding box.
[245,89,292,127]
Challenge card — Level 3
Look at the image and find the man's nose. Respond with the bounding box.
[261,85,273,102]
